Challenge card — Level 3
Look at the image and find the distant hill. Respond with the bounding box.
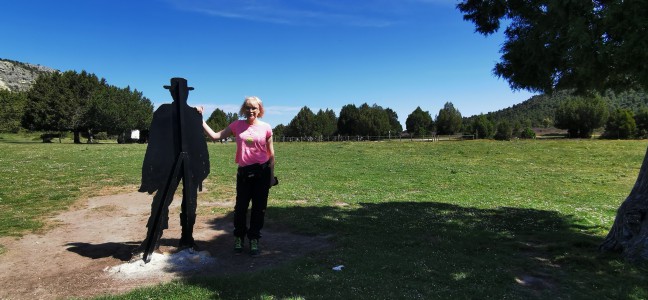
[0,58,58,92]
[465,89,648,128]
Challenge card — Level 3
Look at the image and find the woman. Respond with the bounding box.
[199,96,275,256]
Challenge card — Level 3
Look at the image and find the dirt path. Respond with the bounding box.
[0,192,330,300]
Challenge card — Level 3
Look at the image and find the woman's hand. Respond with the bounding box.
[196,106,204,115]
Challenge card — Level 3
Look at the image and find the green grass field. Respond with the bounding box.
[1,134,647,299]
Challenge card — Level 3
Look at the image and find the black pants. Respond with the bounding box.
[234,161,271,240]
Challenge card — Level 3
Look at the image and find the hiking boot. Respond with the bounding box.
[234,237,244,254]
[178,234,198,250]
[178,241,200,252]
[249,239,260,256]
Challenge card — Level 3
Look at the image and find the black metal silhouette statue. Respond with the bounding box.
[136,78,210,263]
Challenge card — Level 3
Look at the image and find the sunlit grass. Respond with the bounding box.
[1,136,647,298]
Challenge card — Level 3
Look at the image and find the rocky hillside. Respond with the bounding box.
[0,58,57,92]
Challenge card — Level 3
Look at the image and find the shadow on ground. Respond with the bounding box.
[66,241,140,261]
[167,201,647,299]
[61,199,646,299]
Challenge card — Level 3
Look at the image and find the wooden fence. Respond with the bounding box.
[274,134,475,142]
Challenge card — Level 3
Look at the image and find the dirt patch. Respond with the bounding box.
[0,192,331,300]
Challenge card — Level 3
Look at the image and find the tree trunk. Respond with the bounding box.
[73,131,81,144]
[600,146,648,262]
[117,132,125,144]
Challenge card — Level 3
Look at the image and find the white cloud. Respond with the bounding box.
[164,0,448,27]
[264,105,302,115]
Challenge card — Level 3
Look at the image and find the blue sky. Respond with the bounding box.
[2,0,535,128]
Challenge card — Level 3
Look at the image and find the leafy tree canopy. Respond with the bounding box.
[603,108,636,139]
[314,109,338,137]
[206,108,229,133]
[273,124,286,138]
[23,70,153,143]
[458,0,648,93]
[287,106,316,137]
[634,108,648,138]
[357,103,391,136]
[493,120,512,141]
[554,95,608,138]
[385,108,403,134]
[467,114,494,139]
[436,102,463,135]
[406,106,434,137]
[284,103,399,137]
[338,104,361,136]
[0,90,27,133]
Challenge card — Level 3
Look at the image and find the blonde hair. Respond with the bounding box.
[239,96,265,118]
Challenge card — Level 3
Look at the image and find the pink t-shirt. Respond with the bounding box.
[229,120,273,167]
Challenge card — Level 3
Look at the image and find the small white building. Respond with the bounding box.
[130,130,140,140]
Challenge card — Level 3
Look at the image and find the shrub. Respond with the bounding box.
[494,121,513,141]
[520,127,536,139]
[603,108,636,139]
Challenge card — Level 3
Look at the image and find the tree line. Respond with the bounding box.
[203,101,469,140]
[4,70,647,143]
[223,90,646,141]
[200,92,648,142]
[1,70,153,143]
[267,101,527,141]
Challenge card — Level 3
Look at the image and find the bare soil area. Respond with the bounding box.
[0,192,330,300]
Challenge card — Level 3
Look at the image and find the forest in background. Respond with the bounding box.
[2,58,648,141]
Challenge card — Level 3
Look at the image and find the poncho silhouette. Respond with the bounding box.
[137,78,209,263]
